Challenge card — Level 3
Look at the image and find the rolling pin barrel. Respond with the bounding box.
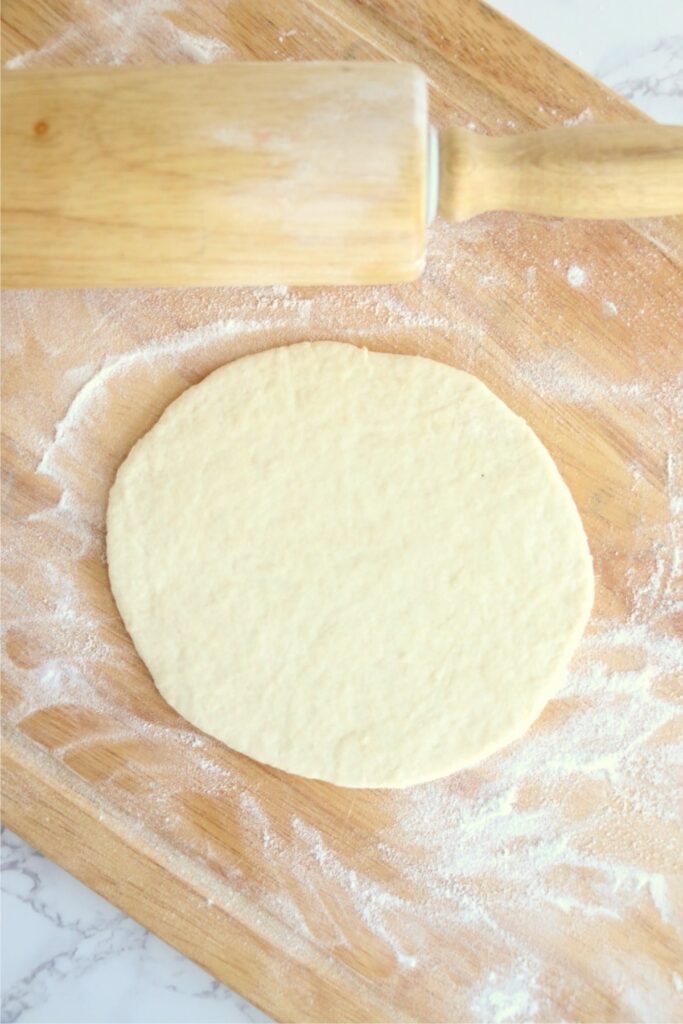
[2,62,683,288]
[1,62,430,288]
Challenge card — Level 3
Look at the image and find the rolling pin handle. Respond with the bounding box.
[438,123,683,222]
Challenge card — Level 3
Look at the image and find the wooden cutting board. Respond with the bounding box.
[2,2,682,1021]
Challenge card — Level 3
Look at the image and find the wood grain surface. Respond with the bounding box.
[2,2,682,1022]
[438,123,683,221]
[2,62,428,286]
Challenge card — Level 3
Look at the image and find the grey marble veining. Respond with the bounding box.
[1,829,270,1023]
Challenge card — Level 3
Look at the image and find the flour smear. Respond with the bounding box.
[4,0,231,69]
[4,244,682,1020]
[3,3,683,1020]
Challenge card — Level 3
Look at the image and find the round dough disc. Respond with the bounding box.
[107,342,593,788]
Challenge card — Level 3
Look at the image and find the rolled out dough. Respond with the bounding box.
[107,342,593,788]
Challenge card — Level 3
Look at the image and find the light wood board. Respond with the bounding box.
[2,2,682,1021]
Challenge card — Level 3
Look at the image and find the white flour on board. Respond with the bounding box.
[3,212,682,1020]
[4,0,231,69]
[567,264,587,288]
[3,6,683,1018]
[563,107,594,127]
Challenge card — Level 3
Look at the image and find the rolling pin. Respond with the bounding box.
[2,61,683,288]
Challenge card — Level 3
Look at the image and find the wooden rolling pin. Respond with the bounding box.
[2,62,683,287]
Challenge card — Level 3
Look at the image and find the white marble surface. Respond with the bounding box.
[2,3,682,1022]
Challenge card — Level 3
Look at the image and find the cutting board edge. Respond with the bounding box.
[1,727,340,1024]
[2,723,414,1023]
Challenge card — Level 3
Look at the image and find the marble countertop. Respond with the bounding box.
[2,2,682,1022]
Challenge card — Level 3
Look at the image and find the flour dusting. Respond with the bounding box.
[563,107,594,127]
[2,6,683,1016]
[567,264,587,288]
[4,0,230,69]
[4,248,682,1019]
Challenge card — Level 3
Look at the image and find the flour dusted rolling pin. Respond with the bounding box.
[2,62,683,287]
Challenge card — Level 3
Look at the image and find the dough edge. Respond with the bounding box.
[107,341,594,789]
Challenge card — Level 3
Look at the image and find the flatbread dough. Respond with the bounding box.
[107,342,593,788]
